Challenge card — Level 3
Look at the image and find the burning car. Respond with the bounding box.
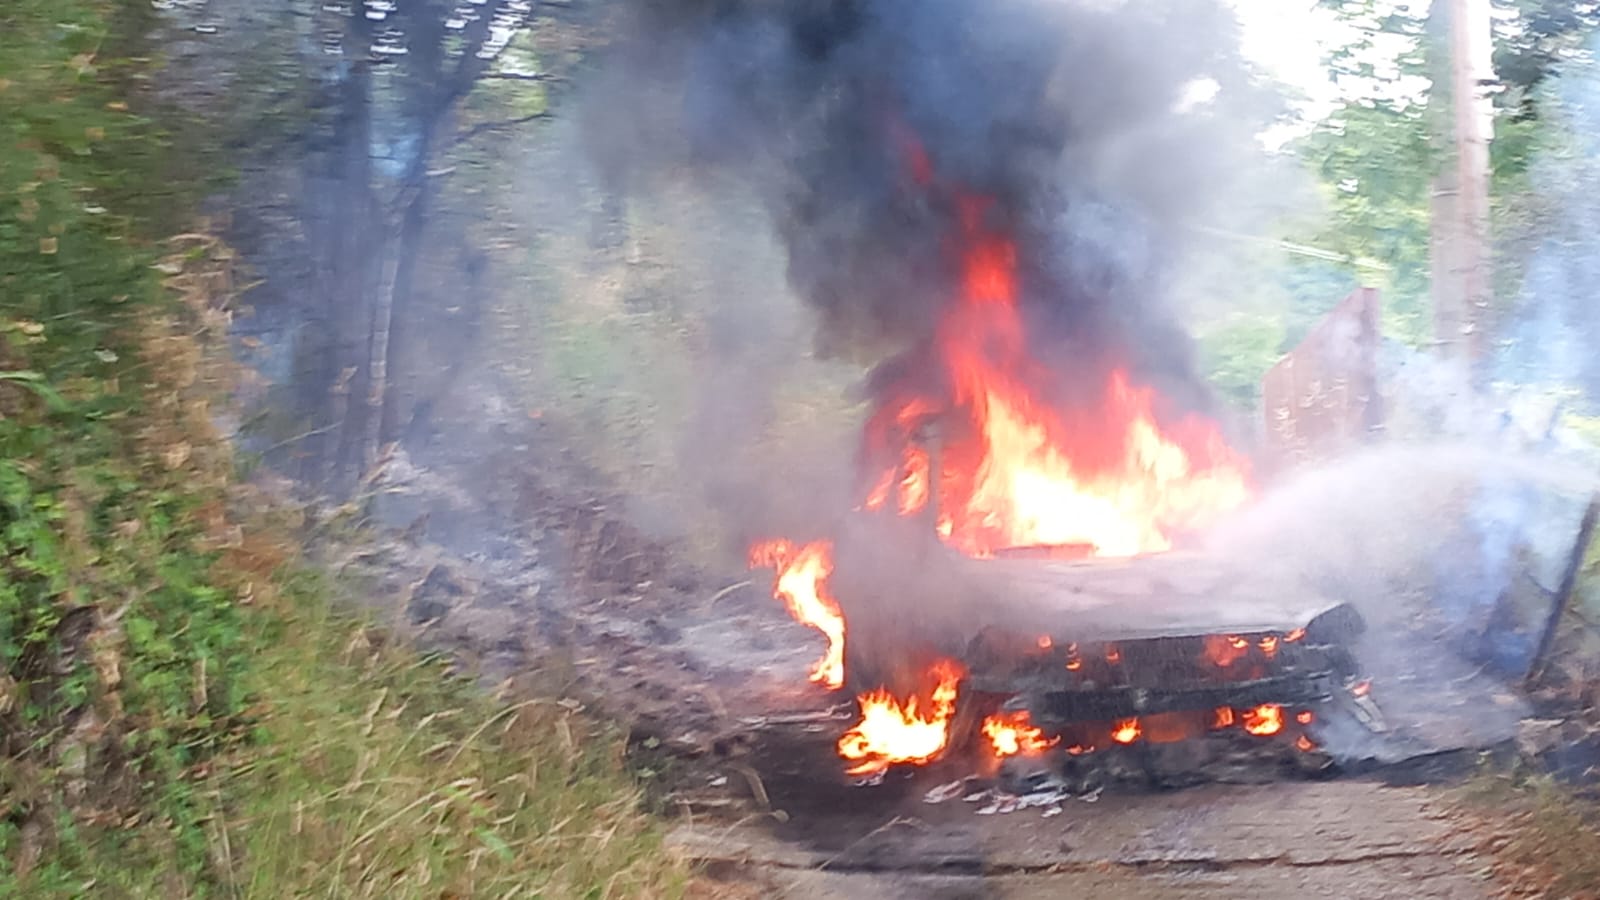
[743,129,1388,784]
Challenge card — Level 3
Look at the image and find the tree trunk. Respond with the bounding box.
[1449,0,1494,369]
[354,1,519,476]
[317,17,380,493]
[376,180,434,448]
[363,206,405,478]
[1429,0,1494,372]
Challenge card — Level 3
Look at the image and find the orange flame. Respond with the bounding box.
[982,710,1059,758]
[748,539,846,690]
[1243,704,1284,737]
[896,448,932,515]
[1212,706,1235,729]
[860,190,1251,559]
[1204,634,1249,669]
[754,135,1255,776]
[1296,710,1314,725]
[1111,718,1142,744]
[837,661,964,776]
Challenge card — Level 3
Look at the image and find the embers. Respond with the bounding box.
[973,699,1337,793]
[964,620,1357,704]
[958,613,1370,786]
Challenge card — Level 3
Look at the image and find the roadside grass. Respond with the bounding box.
[224,576,691,899]
[1455,769,1600,898]
[1,1,690,895]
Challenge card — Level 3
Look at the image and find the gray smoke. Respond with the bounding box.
[1498,32,1600,401]
[583,0,1283,422]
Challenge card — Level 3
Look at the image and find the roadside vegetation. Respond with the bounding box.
[0,2,688,896]
[1456,771,1600,898]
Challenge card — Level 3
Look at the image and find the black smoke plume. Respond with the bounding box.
[585,0,1279,423]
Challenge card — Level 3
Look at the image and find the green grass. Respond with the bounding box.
[0,1,689,895]
[1455,770,1600,899]
[221,580,688,899]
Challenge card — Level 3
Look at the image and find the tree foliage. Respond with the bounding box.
[1293,96,1435,342]
[210,0,556,492]
[1296,0,1600,348]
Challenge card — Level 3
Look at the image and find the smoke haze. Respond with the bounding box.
[582,0,1286,538]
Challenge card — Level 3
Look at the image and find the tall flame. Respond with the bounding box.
[837,661,964,776]
[748,539,846,690]
[751,130,1255,776]
[862,190,1251,558]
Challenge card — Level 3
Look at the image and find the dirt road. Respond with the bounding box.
[674,779,1494,899]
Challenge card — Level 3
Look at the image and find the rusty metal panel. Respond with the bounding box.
[1262,287,1384,472]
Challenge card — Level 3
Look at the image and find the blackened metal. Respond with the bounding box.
[1023,670,1334,725]
[1337,686,1390,734]
[1304,604,1367,647]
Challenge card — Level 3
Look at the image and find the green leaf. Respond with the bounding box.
[476,828,515,863]
[0,370,72,412]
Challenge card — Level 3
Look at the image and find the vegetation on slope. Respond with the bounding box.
[1456,772,1600,899]
[0,1,687,895]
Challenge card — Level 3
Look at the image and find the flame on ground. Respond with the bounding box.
[982,709,1059,758]
[747,539,846,690]
[837,661,965,776]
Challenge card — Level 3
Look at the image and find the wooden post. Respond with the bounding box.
[1432,0,1495,367]
[1452,0,1494,365]
[1526,497,1600,688]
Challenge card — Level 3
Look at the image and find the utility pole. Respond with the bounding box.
[1430,0,1495,370]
